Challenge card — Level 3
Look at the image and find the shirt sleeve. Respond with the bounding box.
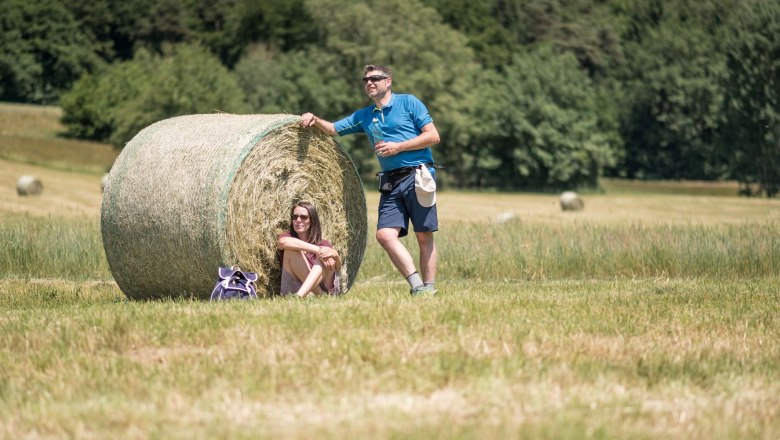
[319,239,333,249]
[407,95,433,131]
[334,110,364,136]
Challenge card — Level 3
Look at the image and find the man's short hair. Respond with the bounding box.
[363,64,392,78]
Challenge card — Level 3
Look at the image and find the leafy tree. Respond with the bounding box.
[614,20,728,180]
[60,58,150,141]
[110,44,248,146]
[235,45,354,119]
[64,0,156,61]
[61,44,247,147]
[721,0,780,196]
[419,0,515,69]
[547,0,625,79]
[424,0,624,77]
[0,0,101,103]
[184,0,322,68]
[476,46,619,189]
[132,0,192,54]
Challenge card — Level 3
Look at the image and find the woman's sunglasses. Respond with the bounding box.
[292,214,310,221]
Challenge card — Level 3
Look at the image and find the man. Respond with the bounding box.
[301,64,441,295]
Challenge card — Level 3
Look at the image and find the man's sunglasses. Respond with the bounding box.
[362,75,388,84]
[292,214,310,221]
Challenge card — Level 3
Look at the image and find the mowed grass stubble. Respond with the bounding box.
[0,277,778,438]
[1,195,779,438]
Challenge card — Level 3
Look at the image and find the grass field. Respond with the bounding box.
[1,102,779,438]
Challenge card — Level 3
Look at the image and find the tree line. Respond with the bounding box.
[1,0,777,195]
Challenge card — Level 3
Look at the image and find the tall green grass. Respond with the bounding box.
[360,220,780,282]
[2,212,778,283]
[0,213,110,280]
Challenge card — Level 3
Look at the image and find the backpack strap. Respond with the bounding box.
[218,265,240,280]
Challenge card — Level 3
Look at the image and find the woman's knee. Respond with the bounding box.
[309,263,324,276]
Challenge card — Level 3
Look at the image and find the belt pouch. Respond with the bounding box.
[378,172,393,194]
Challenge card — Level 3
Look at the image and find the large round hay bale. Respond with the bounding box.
[101,114,367,300]
[101,173,109,192]
[16,175,43,196]
[560,191,584,211]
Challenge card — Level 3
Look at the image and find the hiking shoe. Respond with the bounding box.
[410,285,438,296]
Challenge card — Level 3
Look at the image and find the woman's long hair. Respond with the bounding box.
[289,201,322,245]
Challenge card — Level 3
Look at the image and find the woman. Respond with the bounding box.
[277,201,342,297]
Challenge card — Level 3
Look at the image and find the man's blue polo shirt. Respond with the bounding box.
[333,93,434,172]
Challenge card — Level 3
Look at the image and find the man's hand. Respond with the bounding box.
[300,113,337,136]
[301,112,318,127]
[375,141,403,157]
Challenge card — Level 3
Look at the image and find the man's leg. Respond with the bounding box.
[415,231,436,284]
[376,176,428,292]
[376,227,417,277]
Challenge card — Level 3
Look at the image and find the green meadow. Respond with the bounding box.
[1,102,779,438]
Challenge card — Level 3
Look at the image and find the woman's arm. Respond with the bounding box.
[277,236,325,254]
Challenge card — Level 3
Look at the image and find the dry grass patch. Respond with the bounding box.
[1,278,779,438]
[0,159,105,218]
[365,190,780,226]
[0,102,64,138]
[0,103,118,175]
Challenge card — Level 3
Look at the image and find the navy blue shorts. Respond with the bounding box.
[377,172,438,237]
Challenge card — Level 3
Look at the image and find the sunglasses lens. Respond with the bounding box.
[293,215,309,220]
[362,75,386,83]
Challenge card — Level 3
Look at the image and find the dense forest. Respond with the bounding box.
[1,0,778,194]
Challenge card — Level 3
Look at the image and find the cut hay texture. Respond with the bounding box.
[101,173,109,192]
[101,114,367,300]
[560,191,584,211]
[16,175,43,196]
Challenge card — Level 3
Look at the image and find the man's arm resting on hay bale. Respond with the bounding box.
[301,113,336,136]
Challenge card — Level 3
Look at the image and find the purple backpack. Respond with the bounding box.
[210,266,258,301]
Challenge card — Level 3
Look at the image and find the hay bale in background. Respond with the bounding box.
[102,114,367,300]
[495,212,518,224]
[560,191,584,211]
[16,175,43,196]
[101,173,109,192]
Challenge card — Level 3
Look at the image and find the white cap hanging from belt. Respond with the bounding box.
[415,165,436,207]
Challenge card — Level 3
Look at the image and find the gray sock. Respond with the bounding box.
[406,272,424,289]
[424,282,435,289]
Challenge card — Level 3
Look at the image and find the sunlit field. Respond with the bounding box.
[1,103,779,438]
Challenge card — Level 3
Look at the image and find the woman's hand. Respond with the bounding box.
[317,247,341,271]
